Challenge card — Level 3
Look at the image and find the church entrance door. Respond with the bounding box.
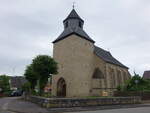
[57,78,66,97]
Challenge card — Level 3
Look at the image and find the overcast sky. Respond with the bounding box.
[0,0,150,76]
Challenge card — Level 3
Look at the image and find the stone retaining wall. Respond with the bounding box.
[28,96,141,108]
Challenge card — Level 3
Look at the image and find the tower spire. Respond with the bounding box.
[52,8,95,43]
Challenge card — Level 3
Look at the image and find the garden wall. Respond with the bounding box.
[114,91,150,100]
[28,96,141,108]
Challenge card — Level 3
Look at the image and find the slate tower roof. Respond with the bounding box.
[53,9,95,43]
[63,9,84,22]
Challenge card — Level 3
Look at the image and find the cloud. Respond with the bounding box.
[0,0,149,76]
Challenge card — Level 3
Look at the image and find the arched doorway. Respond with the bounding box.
[57,77,66,97]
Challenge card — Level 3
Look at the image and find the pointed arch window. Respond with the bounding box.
[92,68,104,79]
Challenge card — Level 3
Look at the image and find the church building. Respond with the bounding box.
[52,9,131,97]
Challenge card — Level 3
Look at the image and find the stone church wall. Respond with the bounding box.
[105,63,130,95]
[52,34,95,97]
[90,54,106,96]
[90,58,131,96]
[52,35,131,97]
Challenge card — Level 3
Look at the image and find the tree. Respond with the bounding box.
[24,55,58,94]
[0,75,10,93]
[21,82,31,92]
[118,73,150,91]
[32,55,58,93]
[24,65,37,90]
[126,74,147,91]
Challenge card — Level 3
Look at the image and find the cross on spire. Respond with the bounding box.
[73,2,76,9]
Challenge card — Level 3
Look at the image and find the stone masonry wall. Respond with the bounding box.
[29,96,141,108]
[52,34,95,97]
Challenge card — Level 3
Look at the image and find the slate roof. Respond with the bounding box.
[63,9,84,22]
[53,9,95,43]
[143,71,150,79]
[10,76,27,89]
[94,46,128,69]
[53,27,95,43]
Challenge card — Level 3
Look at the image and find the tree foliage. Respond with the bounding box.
[32,55,58,77]
[24,65,37,90]
[0,75,10,92]
[24,55,58,93]
[21,82,31,92]
[118,73,150,91]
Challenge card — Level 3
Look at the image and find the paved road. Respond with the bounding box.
[0,97,49,113]
[67,107,150,113]
[0,97,14,113]
[0,97,150,113]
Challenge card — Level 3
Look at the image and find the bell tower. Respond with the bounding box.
[52,9,95,97]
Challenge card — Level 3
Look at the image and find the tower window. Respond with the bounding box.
[65,21,68,28]
[79,22,82,28]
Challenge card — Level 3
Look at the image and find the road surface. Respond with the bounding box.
[0,97,49,113]
[67,107,150,113]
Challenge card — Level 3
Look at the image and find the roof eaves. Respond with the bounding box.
[105,61,129,69]
[52,32,95,43]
